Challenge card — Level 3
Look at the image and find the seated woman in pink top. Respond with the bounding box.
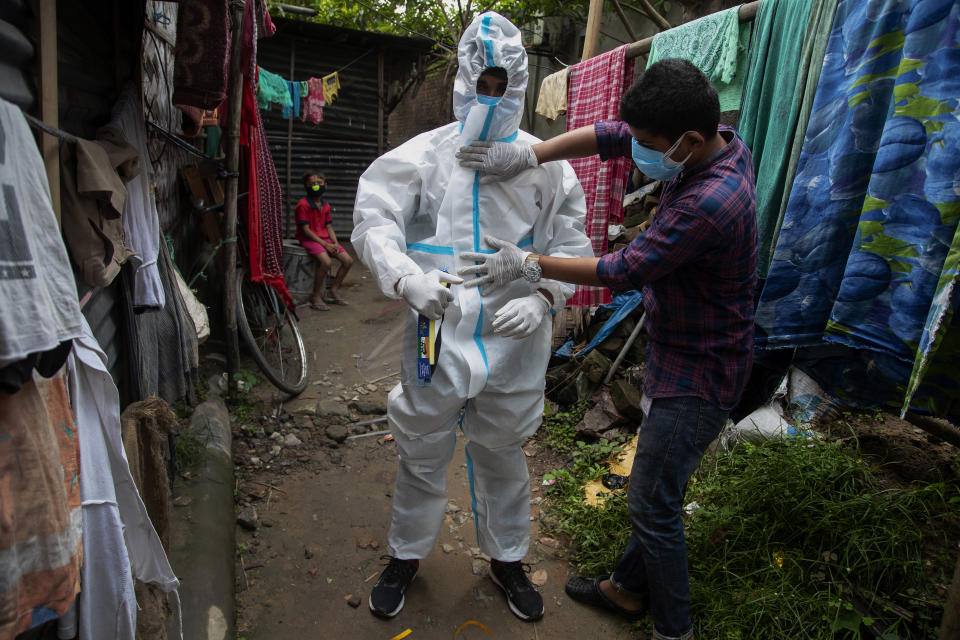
[294,171,353,310]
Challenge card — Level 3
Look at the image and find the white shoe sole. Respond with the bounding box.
[490,571,544,621]
[369,573,416,618]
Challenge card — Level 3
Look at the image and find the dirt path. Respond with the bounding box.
[231,249,642,640]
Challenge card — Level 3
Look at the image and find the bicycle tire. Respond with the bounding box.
[235,268,309,395]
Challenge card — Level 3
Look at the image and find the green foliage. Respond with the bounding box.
[540,400,589,452]
[541,435,960,639]
[174,432,206,471]
[284,0,591,51]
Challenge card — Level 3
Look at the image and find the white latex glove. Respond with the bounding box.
[396,270,464,320]
[456,141,538,184]
[458,236,529,293]
[492,292,551,339]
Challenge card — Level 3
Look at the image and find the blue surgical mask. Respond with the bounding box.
[631,134,692,181]
[476,94,502,106]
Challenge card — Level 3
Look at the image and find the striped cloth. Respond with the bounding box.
[565,44,636,307]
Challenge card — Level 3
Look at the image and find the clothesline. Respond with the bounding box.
[256,65,340,122]
[22,111,79,144]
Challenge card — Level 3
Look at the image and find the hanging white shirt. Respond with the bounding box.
[0,97,84,367]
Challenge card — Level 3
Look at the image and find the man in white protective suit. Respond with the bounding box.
[351,12,593,623]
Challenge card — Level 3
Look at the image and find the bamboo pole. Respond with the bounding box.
[222,0,246,382]
[581,0,605,61]
[37,0,60,223]
[625,0,760,60]
[285,38,296,224]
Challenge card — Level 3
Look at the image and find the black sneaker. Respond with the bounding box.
[369,557,419,618]
[489,560,544,621]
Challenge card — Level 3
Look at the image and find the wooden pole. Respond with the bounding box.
[222,0,245,383]
[624,0,759,60]
[37,0,60,223]
[285,38,296,225]
[581,0,605,62]
[377,50,384,155]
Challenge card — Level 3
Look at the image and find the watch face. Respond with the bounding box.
[522,259,542,282]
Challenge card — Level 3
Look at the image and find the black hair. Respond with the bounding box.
[479,66,508,83]
[302,171,325,186]
[619,58,719,140]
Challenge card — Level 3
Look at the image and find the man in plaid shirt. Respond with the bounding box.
[457,59,757,640]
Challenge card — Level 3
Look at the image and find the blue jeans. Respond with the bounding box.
[609,396,728,640]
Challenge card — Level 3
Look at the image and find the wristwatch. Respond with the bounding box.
[520,253,542,282]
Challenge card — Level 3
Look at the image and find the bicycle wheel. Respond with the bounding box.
[236,269,308,394]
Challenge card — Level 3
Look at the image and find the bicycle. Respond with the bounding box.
[184,179,309,396]
[234,263,308,395]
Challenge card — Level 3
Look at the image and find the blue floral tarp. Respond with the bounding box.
[755,0,960,421]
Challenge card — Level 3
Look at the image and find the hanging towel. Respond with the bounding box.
[322,72,341,105]
[302,77,325,124]
[565,44,635,307]
[256,67,292,110]
[737,0,819,278]
[776,0,840,234]
[535,66,570,122]
[281,80,301,119]
[756,0,960,422]
[648,7,751,112]
[172,0,229,110]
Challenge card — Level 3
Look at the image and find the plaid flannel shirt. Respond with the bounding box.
[596,121,758,410]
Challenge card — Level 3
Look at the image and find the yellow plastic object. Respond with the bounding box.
[390,630,412,640]
[583,436,637,506]
[453,620,493,637]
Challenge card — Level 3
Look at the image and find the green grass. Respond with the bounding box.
[540,434,960,639]
[174,431,207,471]
[540,401,591,452]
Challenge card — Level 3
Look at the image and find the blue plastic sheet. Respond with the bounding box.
[554,290,643,358]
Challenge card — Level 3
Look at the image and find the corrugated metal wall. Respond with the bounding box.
[258,33,381,240]
[257,21,430,241]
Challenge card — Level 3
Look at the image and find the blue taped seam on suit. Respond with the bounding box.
[464,440,481,543]
[407,242,455,255]
[481,15,495,67]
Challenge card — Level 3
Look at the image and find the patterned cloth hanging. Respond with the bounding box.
[565,44,635,307]
[302,77,325,124]
[322,72,341,105]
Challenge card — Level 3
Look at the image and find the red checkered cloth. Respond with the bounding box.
[566,45,636,307]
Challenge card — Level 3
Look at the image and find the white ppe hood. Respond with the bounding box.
[453,12,528,144]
